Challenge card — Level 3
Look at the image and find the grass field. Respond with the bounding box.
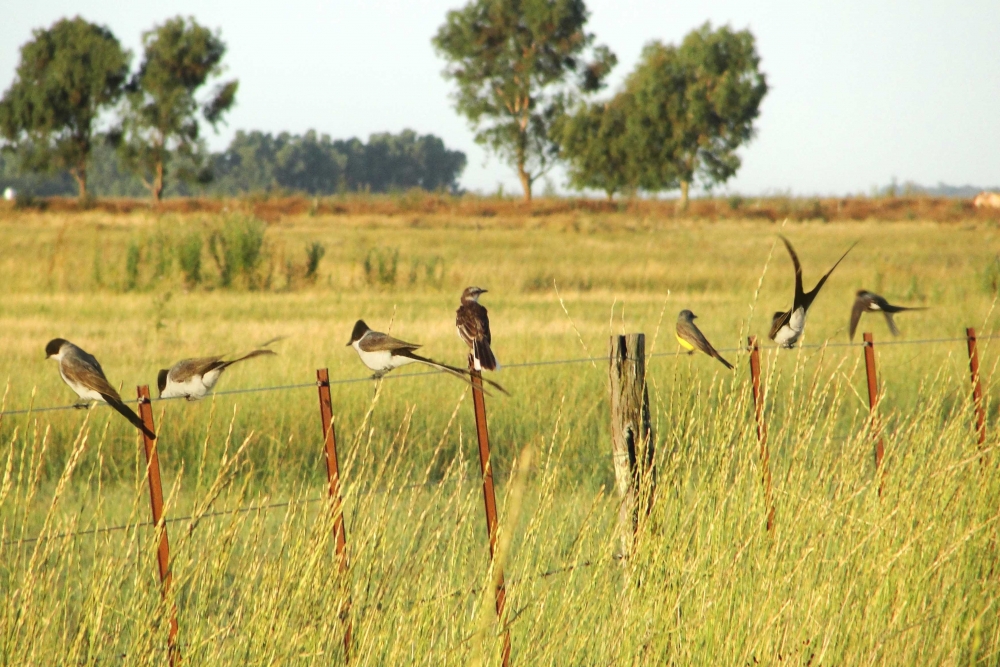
[1,206,999,664]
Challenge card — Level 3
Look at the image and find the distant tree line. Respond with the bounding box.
[0,128,467,197]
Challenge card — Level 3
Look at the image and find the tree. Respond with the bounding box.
[557,91,640,200]
[0,17,129,200]
[116,16,237,200]
[433,0,615,201]
[628,23,767,210]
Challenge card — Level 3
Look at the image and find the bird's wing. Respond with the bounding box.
[779,236,805,311]
[769,310,790,340]
[849,296,866,341]
[456,305,487,345]
[474,303,492,346]
[880,299,927,314]
[358,331,420,353]
[220,349,277,369]
[62,352,121,400]
[169,357,226,382]
[677,320,712,355]
[801,241,858,310]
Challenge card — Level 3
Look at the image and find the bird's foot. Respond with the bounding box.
[370,371,386,380]
[72,402,91,410]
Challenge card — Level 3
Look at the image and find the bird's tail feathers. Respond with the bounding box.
[220,349,277,370]
[474,341,498,371]
[406,351,509,395]
[101,393,156,440]
[881,305,927,314]
[713,352,735,370]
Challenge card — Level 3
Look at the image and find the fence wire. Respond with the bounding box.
[1,332,996,418]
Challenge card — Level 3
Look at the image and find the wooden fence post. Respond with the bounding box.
[862,333,886,495]
[469,365,512,667]
[966,327,987,458]
[608,334,655,556]
[747,336,774,533]
[136,385,179,667]
[316,369,352,662]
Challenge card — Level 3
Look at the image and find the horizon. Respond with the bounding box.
[2,1,998,197]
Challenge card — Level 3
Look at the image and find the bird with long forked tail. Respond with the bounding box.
[348,320,507,393]
[45,338,156,440]
[158,349,277,400]
[850,290,926,341]
[769,236,857,348]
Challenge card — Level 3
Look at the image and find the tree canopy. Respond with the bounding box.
[0,17,129,199]
[557,91,641,200]
[115,16,237,200]
[433,0,615,201]
[627,23,768,209]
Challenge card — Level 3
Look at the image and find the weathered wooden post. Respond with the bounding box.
[747,336,774,533]
[966,327,987,458]
[862,332,886,496]
[316,368,352,662]
[608,334,655,556]
[136,385,179,667]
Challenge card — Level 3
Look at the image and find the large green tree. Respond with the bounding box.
[116,16,237,200]
[628,23,767,210]
[557,91,640,200]
[0,17,129,200]
[433,0,615,201]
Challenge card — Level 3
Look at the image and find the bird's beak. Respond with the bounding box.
[480,289,488,294]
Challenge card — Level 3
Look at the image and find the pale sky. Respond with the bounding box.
[2,1,999,195]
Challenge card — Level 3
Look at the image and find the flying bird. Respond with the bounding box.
[849,290,926,341]
[455,286,497,371]
[769,236,857,348]
[157,349,277,400]
[45,338,156,440]
[348,320,506,393]
[676,310,734,370]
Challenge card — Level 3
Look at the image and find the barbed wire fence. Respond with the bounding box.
[0,327,997,665]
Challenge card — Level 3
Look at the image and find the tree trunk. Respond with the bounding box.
[517,165,532,202]
[70,165,87,201]
[152,161,164,201]
[606,190,615,202]
[678,180,690,213]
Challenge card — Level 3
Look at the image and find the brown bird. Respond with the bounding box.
[769,236,857,348]
[45,338,156,440]
[676,310,734,370]
[455,286,497,371]
[157,349,277,400]
[849,290,927,341]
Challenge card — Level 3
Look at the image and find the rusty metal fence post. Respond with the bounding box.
[316,368,352,661]
[862,333,886,495]
[469,364,512,667]
[966,327,987,457]
[747,336,774,532]
[608,334,656,554]
[136,385,179,667]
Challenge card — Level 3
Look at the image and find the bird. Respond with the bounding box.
[676,310,734,370]
[849,290,927,341]
[157,349,277,400]
[45,338,156,440]
[347,320,507,393]
[455,286,497,371]
[769,236,857,348]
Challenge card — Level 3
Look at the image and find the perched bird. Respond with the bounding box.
[347,320,506,395]
[455,286,497,371]
[849,290,926,341]
[676,310,734,370]
[157,349,277,400]
[45,338,156,440]
[769,236,857,348]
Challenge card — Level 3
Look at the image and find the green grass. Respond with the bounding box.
[0,209,999,663]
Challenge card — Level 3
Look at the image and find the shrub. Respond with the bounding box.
[210,215,267,288]
[124,240,140,291]
[305,242,325,283]
[363,248,399,287]
[178,232,203,287]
